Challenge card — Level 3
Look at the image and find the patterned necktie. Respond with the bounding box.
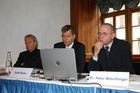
[105,46,109,57]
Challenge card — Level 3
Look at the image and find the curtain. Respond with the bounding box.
[96,0,140,14]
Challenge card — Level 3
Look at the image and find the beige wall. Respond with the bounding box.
[0,0,70,66]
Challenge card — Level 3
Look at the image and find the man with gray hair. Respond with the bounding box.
[14,34,42,69]
[88,23,134,74]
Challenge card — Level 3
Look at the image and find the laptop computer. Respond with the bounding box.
[40,48,78,81]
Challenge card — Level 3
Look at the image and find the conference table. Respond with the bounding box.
[0,74,140,93]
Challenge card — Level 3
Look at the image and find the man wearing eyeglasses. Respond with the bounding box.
[88,23,135,74]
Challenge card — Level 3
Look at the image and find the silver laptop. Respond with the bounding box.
[40,48,77,81]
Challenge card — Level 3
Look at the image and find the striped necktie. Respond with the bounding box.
[105,46,109,57]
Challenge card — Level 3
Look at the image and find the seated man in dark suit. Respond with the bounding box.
[14,34,42,69]
[88,23,135,74]
[54,25,86,73]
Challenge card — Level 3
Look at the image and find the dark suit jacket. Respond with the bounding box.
[54,41,86,73]
[88,38,135,74]
[14,48,42,69]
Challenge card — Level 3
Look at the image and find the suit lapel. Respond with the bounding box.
[109,38,117,58]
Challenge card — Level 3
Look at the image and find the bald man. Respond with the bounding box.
[88,23,134,74]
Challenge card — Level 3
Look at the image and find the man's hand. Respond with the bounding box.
[93,42,103,56]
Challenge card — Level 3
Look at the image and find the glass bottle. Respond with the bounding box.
[5,51,13,73]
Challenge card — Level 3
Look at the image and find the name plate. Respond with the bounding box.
[89,71,129,87]
[9,67,33,78]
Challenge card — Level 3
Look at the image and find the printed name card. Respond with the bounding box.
[89,71,129,87]
[9,67,33,78]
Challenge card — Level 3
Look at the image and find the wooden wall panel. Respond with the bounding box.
[70,0,101,61]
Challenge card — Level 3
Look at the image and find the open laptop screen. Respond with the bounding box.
[40,48,77,81]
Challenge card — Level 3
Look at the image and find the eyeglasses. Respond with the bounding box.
[98,32,113,36]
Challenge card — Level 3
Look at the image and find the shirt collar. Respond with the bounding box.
[65,42,74,48]
[104,40,113,51]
